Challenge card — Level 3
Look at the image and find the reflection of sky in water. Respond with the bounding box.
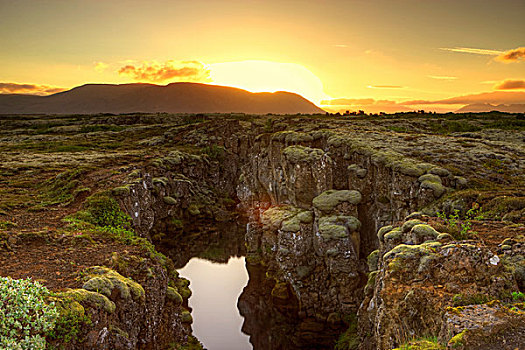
[178,257,252,350]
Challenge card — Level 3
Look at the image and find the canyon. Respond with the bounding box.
[0,112,524,349]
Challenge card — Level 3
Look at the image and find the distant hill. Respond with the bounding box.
[0,82,325,115]
[455,103,525,113]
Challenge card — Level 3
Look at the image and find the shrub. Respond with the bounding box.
[0,277,58,350]
[85,193,131,228]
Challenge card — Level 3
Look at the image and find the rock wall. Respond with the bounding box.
[236,131,463,323]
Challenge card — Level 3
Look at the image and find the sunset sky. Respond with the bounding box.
[1,0,524,112]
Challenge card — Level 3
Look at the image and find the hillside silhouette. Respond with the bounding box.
[0,82,325,114]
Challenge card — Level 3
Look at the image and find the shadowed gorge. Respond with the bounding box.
[0,112,524,349]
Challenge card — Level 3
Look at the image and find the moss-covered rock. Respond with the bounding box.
[410,224,439,244]
[82,266,145,301]
[281,210,313,232]
[418,173,442,184]
[429,167,450,177]
[166,286,183,306]
[64,289,116,314]
[282,145,324,163]
[318,215,361,240]
[181,310,193,323]
[367,250,380,272]
[377,225,394,241]
[313,190,362,213]
[261,205,300,231]
[402,219,425,233]
[420,179,446,198]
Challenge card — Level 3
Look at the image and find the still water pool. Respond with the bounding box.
[178,256,252,350]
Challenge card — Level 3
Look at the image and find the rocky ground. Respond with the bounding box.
[0,111,524,349]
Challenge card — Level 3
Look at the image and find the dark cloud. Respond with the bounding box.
[118,61,210,82]
[495,47,525,63]
[0,82,66,95]
[494,79,525,90]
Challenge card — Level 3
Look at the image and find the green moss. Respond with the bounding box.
[111,186,131,197]
[64,289,116,314]
[429,167,450,177]
[402,219,424,233]
[418,174,442,184]
[437,233,453,241]
[39,167,89,206]
[411,224,439,241]
[47,296,91,344]
[164,196,177,205]
[153,177,169,186]
[452,293,492,306]
[313,190,362,213]
[181,310,193,323]
[282,145,324,163]
[281,210,313,232]
[420,180,446,198]
[391,159,426,177]
[318,215,361,239]
[187,203,201,216]
[448,330,467,348]
[367,250,379,272]
[366,271,378,291]
[377,225,394,241]
[175,278,192,299]
[261,205,300,231]
[383,227,402,241]
[82,266,145,301]
[272,131,314,143]
[166,287,183,306]
[82,276,113,297]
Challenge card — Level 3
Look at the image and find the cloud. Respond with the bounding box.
[334,44,348,48]
[439,47,503,56]
[94,61,109,73]
[428,75,457,80]
[118,60,211,83]
[495,47,525,63]
[0,82,66,95]
[367,85,404,89]
[494,79,525,90]
[404,91,525,105]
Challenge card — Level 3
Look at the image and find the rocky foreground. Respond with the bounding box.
[0,112,524,349]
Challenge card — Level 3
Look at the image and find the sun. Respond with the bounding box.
[209,60,328,105]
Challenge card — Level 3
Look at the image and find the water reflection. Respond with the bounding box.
[160,219,343,349]
[178,257,252,350]
[238,264,342,350]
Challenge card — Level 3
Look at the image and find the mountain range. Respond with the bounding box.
[0,83,325,115]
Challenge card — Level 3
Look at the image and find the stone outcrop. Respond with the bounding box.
[358,217,521,349]
[48,253,195,349]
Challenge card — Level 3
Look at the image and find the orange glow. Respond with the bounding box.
[209,61,328,104]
